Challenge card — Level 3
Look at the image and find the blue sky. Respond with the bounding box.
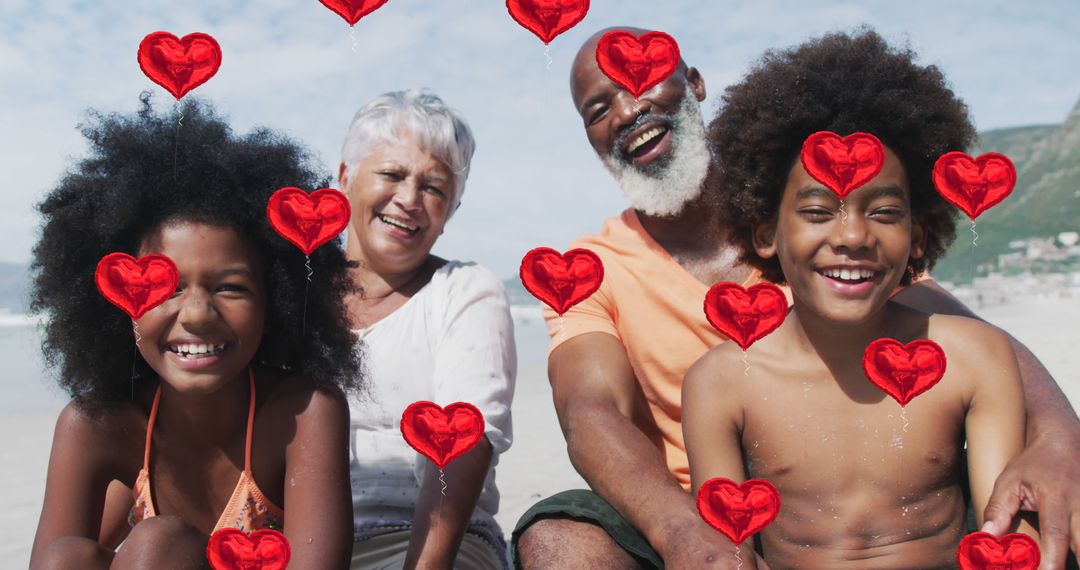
[2,0,1078,279]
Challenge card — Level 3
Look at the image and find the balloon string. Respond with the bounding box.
[839,201,847,225]
[350,26,358,52]
[742,350,749,377]
[439,468,447,496]
[900,406,909,433]
[131,321,141,400]
[735,545,743,570]
[970,221,978,248]
[544,44,552,71]
[302,256,312,336]
[174,109,183,182]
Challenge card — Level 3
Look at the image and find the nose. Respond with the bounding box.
[392,180,423,212]
[828,209,876,252]
[611,90,649,135]
[176,288,217,330]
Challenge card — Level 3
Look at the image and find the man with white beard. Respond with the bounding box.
[512,27,1080,570]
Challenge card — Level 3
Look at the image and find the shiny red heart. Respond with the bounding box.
[703,282,788,351]
[137,32,222,100]
[697,478,781,546]
[519,247,604,315]
[267,187,351,255]
[206,528,291,570]
[506,0,589,45]
[95,253,179,320]
[932,152,1016,220]
[800,131,885,200]
[401,401,485,470]
[595,30,680,98]
[862,338,947,406]
[318,0,390,26]
[957,531,1040,570]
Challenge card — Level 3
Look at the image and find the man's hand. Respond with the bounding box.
[982,431,1080,570]
[656,518,767,570]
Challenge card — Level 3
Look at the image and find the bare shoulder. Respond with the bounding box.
[49,399,146,483]
[926,313,1014,361]
[684,340,747,396]
[258,369,349,428]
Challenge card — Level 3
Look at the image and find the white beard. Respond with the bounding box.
[600,91,711,217]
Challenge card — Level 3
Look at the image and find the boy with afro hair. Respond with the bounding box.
[683,29,1036,568]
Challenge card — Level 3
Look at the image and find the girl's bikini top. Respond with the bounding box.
[128,369,285,532]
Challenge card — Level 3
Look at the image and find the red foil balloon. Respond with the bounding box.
[703,282,788,351]
[519,247,604,315]
[318,0,390,26]
[137,32,222,100]
[266,187,351,255]
[862,338,947,406]
[206,528,291,570]
[595,30,680,98]
[696,478,781,546]
[400,401,485,470]
[95,253,179,320]
[932,152,1016,220]
[957,531,1040,570]
[505,0,590,45]
[800,131,885,200]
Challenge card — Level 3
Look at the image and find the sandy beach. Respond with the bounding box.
[2,295,1078,566]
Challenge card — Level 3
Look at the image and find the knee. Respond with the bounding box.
[115,516,209,569]
[32,536,111,570]
[516,518,639,570]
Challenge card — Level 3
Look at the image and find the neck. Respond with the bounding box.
[788,301,894,370]
[154,370,250,449]
[345,228,428,300]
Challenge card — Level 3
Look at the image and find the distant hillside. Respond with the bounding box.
[0,262,30,312]
[934,96,1080,283]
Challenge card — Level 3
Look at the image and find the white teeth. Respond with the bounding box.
[840,269,851,280]
[626,127,666,154]
[170,343,226,357]
[378,215,418,232]
[822,268,875,281]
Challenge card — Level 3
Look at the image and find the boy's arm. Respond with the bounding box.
[896,279,1080,566]
[683,348,763,566]
[960,322,1031,532]
[283,387,354,569]
[550,333,733,569]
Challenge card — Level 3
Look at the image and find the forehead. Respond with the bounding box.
[361,132,452,175]
[140,221,260,266]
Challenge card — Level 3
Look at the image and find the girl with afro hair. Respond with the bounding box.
[30,95,362,568]
[684,30,1037,568]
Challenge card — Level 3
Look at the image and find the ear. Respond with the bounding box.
[685,66,706,102]
[338,162,348,189]
[909,217,928,260]
[752,219,778,260]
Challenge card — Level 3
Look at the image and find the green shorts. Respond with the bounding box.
[511,489,663,569]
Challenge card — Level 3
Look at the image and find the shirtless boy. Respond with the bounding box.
[684,31,1036,569]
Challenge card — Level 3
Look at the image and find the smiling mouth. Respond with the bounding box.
[625,126,668,158]
[377,214,420,234]
[817,267,878,284]
[168,342,227,359]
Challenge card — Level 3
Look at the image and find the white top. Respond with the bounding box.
[349,260,516,546]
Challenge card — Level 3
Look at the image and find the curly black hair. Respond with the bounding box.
[31,94,363,405]
[709,29,975,285]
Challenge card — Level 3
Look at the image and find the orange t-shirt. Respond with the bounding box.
[544,209,786,490]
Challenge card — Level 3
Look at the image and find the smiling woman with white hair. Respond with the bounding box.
[340,89,516,570]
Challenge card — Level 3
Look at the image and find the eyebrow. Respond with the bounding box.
[217,267,256,279]
[795,185,907,201]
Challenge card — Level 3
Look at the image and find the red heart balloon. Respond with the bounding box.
[267,187,351,255]
[595,30,681,98]
[862,338,947,406]
[137,32,222,100]
[697,478,781,546]
[206,528,291,570]
[703,282,788,351]
[95,253,179,320]
[318,0,390,26]
[400,401,485,470]
[506,0,589,45]
[933,152,1016,220]
[957,531,1040,570]
[519,247,604,315]
[800,131,885,200]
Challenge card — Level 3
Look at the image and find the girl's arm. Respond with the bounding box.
[282,386,354,568]
[31,403,128,566]
[960,320,1036,536]
[683,346,763,567]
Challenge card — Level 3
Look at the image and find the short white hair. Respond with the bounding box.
[340,89,476,210]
